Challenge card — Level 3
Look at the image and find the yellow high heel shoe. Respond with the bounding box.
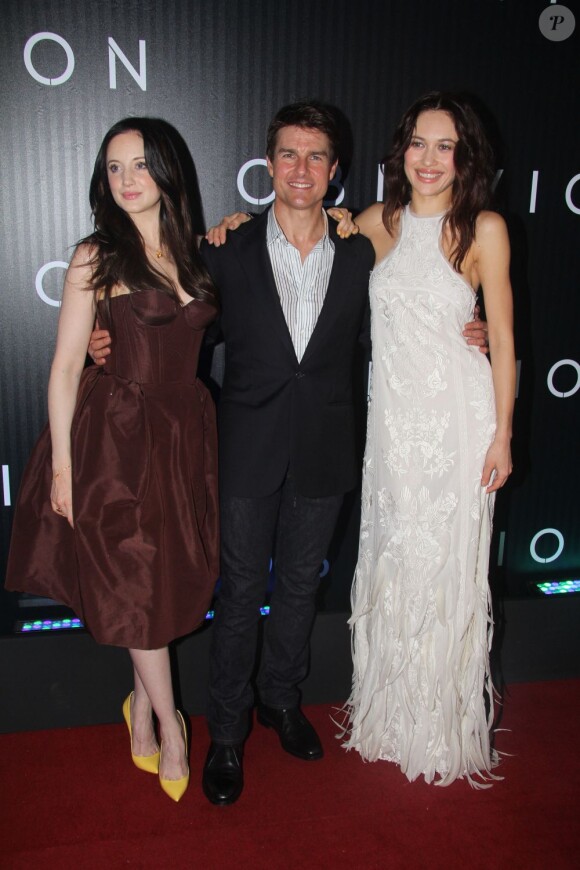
[159,710,189,802]
[122,692,160,775]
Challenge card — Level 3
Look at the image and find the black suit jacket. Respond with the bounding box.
[201,208,374,498]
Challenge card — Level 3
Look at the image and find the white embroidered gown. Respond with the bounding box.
[345,205,498,786]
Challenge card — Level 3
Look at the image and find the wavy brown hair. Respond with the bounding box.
[381,92,495,272]
[81,117,217,315]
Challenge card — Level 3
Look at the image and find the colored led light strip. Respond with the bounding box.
[15,606,272,634]
[535,579,580,596]
[16,618,84,633]
[204,606,270,620]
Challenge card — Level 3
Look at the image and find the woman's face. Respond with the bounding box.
[106,131,161,218]
[403,110,458,205]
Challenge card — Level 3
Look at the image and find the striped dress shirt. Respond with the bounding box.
[266,207,335,362]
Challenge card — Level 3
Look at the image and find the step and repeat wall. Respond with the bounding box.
[1,0,578,629]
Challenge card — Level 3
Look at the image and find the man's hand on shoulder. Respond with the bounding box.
[205,213,253,246]
[326,208,359,239]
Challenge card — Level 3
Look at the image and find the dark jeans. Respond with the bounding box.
[207,471,343,744]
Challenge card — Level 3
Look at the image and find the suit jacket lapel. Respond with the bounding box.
[238,208,298,363]
[300,221,359,366]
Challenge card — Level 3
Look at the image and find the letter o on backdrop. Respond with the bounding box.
[530,528,564,563]
[24,32,75,86]
[565,173,580,214]
[36,261,68,307]
[237,159,275,206]
[547,359,580,398]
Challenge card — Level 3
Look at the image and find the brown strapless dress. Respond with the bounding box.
[6,290,219,649]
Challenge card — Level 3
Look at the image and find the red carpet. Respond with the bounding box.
[1,680,578,869]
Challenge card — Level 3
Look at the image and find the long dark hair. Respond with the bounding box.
[381,92,495,272]
[81,117,217,310]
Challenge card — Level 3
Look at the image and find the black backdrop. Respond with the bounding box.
[1,0,579,633]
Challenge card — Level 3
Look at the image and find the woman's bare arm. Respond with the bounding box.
[474,211,516,492]
[48,244,96,525]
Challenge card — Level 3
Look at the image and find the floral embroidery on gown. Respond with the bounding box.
[343,206,498,786]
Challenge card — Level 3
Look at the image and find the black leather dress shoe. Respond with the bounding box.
[257,705,323,760]
[202,742,244,806]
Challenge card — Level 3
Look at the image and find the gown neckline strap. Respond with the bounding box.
[406,204,447,220]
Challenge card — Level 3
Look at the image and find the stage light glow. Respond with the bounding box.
[535,579,580,595]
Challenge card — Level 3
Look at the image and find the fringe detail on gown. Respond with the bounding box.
[339,477,500,787]
[338,207,501,787]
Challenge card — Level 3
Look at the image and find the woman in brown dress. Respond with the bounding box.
[6,118,220,801]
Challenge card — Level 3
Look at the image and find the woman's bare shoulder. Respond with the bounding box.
[475,210,508,241]
[70,241,96,266]
[65,242,98,286]
[358,203,401,263]
[355,202,386,233]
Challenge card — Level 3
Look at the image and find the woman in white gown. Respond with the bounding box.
[338,92,515,786]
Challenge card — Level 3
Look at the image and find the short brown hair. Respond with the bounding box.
[266,101,340,163]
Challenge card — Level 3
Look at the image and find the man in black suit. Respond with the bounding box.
[199,102,375,805]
